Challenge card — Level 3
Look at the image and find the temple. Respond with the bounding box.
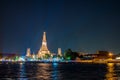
[58,48,62,56]
[26,48,31,57]
[37,32,50,58]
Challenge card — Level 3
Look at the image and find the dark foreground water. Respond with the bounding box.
[0,62,120,80]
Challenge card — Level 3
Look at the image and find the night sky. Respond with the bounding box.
[0,0,120,55]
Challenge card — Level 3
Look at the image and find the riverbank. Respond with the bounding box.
[0,59,120,64]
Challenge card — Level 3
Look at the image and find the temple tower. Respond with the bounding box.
[38,32,50,58]
[26,48,31,57]
[58,48,62,56]
[32,52,35,59]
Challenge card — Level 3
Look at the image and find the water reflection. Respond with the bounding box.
[52,63,59,80]
[19,63,28,80]
[105,63,117,80]
[0,63,120,80]
[37,63,61,80]
[37,63,51,79]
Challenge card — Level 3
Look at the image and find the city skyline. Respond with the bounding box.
[1,0,120,54]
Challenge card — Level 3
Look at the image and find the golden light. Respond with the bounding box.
[108,52,113,57]
[107,63,114,68]
[105,63,116,80]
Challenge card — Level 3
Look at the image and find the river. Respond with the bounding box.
[0,62,119,80]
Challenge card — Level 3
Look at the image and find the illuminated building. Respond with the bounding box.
[37,32,51,58]
[115,53,120,59]
[58,48,62,57]
[81,51,114,60]
[26,48,31,57]
[96,51,115,60]
[32,52,35,59]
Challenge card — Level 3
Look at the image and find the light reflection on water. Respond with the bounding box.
[52,63,60,80]
[105,63,115,80]
[0,62,120,80]
[36,63,51,79]
[19,63,27,80]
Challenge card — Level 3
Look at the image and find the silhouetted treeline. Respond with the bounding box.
[64,49,80,60]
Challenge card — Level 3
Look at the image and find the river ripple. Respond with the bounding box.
[0,62,119,80]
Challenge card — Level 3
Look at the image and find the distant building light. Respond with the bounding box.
[116,57,120,59]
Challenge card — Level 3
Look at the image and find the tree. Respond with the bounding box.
[64,49,79,60]
[44,54,51,59]
[64,49,72,60]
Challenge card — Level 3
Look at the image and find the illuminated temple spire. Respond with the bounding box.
[58,48,62,56]
[26,48,31,57]
[38,32,50,58]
